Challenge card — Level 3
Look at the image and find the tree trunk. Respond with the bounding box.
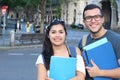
[40,0,46,33]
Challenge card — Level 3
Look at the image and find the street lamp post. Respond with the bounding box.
[78,11,81,24]
[1,6,7,46]
[2,6,7,30]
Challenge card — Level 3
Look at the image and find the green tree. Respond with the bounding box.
[1,0,40,20]
[47,0,53,22]
[22,0,40,21]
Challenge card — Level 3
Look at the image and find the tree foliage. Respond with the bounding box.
[1,0,40,10]
[1,0,69,33]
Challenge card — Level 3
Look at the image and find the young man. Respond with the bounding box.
[15,20,21,32]
[78,4,120,80]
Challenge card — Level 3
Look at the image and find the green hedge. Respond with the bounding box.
[70,24,76,28]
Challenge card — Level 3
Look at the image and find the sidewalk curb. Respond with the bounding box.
[0,44,42,50]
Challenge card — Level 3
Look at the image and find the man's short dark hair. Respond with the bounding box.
[83,4,104,19]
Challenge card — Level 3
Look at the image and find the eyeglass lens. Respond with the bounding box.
[84,15,103,22]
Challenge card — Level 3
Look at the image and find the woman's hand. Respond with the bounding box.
[69,71,85,80]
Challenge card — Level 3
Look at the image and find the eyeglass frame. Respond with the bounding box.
[84,15,103,22]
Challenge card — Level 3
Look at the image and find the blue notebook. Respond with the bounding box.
[49,56,76,80]
[82,38,119,80]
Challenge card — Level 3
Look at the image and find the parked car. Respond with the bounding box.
[75,23,84,29]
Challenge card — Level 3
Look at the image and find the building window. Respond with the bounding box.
[74,3,77,7]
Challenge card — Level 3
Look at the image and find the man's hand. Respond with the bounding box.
[86,59,102,77]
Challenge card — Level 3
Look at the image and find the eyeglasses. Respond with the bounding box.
[84,15,103,22]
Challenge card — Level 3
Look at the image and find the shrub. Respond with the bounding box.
[70,24,76,29]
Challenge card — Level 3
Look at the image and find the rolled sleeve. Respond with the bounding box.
[76,55,86,75]
[36,54,44,66]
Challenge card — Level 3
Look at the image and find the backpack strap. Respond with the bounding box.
[82,34,88,47]
[68,46,76,58]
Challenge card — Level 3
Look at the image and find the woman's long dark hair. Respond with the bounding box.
[42,19,67,70]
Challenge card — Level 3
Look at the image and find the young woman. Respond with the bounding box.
[36,19,85,80]
[25,21,31,33]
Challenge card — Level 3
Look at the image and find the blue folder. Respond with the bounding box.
[49,56,76,80]
[82,38,119,80]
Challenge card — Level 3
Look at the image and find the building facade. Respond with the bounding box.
[61,0,86,25]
